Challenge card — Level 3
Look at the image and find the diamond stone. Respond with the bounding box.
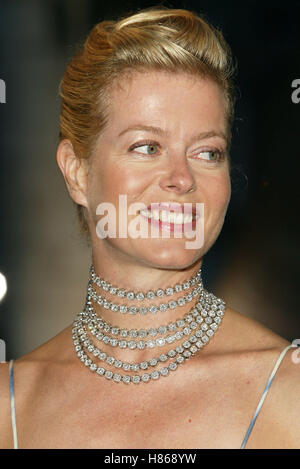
[156,338,166,347]
[149,358,158,366]
[169,362,178,371]
[122,375,131,384]
[113,374,121,382]
[176,356,184,364]
[131,364,139,371]
[96,367,105,375]
[176,345,184,353]
[176,320,185,328]
[166,335,175,344]
[132,375,141,384]
[156,289,165,297]
[151,371,160,380]
[159,354,168,362]
[160,367,169,376]
[141,373,150,382]
[105,370,113,379]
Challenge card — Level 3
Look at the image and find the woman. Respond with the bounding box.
[0,6,299,449]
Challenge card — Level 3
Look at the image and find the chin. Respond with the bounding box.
[131,240,204,270]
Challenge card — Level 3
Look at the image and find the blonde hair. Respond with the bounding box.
[58,6,236,237]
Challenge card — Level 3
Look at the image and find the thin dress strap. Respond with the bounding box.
[240,342,298,449]
[9,360,18,449]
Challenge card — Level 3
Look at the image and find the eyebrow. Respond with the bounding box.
[118,125,228,145]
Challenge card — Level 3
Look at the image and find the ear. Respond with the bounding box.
[56,139,89,208]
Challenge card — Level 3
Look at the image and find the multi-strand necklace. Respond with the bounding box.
[72,265,226,384]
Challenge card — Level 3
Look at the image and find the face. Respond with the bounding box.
[83,70,231,269]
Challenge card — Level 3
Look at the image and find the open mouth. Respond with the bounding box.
[139,208,197,224]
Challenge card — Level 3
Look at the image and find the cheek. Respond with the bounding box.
[204,172,231,214]
[89,160,148,206]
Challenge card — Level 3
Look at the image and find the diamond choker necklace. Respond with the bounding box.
[72,264,226,384]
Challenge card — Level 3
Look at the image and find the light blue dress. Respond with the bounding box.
[8,342,299,449]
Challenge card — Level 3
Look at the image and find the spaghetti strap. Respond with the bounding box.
[9,360,18,449]
[240,342,298,449]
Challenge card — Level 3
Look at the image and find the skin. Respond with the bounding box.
[0,71,299,449]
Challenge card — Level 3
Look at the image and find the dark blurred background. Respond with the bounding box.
[0,0,299,360]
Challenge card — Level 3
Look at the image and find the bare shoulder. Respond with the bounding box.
[222,306,300,448]
[0,362,12,448]
[211,305,291,356]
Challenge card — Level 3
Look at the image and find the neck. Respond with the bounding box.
[80,250,205,363]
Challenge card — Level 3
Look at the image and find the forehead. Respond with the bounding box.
[102,70,228,140]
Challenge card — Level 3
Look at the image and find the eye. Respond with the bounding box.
[129,141,160,156]
[193,149,225,162]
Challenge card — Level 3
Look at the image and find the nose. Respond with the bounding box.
[158,154,196,195]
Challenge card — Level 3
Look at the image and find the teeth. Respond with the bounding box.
[140,209,194,224]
